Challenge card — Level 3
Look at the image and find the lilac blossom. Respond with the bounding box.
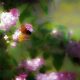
[36,72,76,80]
[15,73,27,80]
[1,12,16,26]
[25,24,33,32]
[26,58,44,71]
[66,40,80,58]
[12,29,21,41]
[48,72,59,80]
[10,8,20,18]
[59,72,76,80]
[0,22,9,31]
[36,73,48,80]
[19,57,44,71]
[0,8,19,31]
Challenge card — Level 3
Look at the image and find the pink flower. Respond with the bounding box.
[10,8,20,17]
[19,57,44,71]
[0,22,8,31]
[0,8,20,31]
[36,73,59,80]
[12,29,21,41]
[15,73,27,80]
[36,73,48,80]
[36,72,76,80]
[26,57,44,71]
[48,72,59,80]
[59,72,76,80]
[25,24,33,32]
[1,12,16,26]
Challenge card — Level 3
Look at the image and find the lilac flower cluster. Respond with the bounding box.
[19,57,44,71]
[15,73,27,80]
[36,72,76,80]
[14,72,76,80]
[12,29,21,42]
[0,8,19,31]
[66,40,80,58]
[25,24,33,32]
[16,57,76,80]
[14,57,44,80]
[26,57,44,71]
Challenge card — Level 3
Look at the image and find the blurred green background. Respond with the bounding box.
[0,0,80,79]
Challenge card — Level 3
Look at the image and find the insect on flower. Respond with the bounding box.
[20,24,33,35]
[18,24,33,42]
[12,23,33,42]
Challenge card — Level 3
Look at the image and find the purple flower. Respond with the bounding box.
[36,73,59,80]
[0,22,9,31]
[26,57,44,71]
[1,12,16,26]
[66,40,80,59]
[10,8,20,17]
[48,72,59,80]
[36,72,76,80]
[0,8,19,31]
[12,29,21,41]
[25,24,33,32]
[15,73,27,80]
[19,57,44,71]
[36,73,48,80]
[59,72,76,80]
